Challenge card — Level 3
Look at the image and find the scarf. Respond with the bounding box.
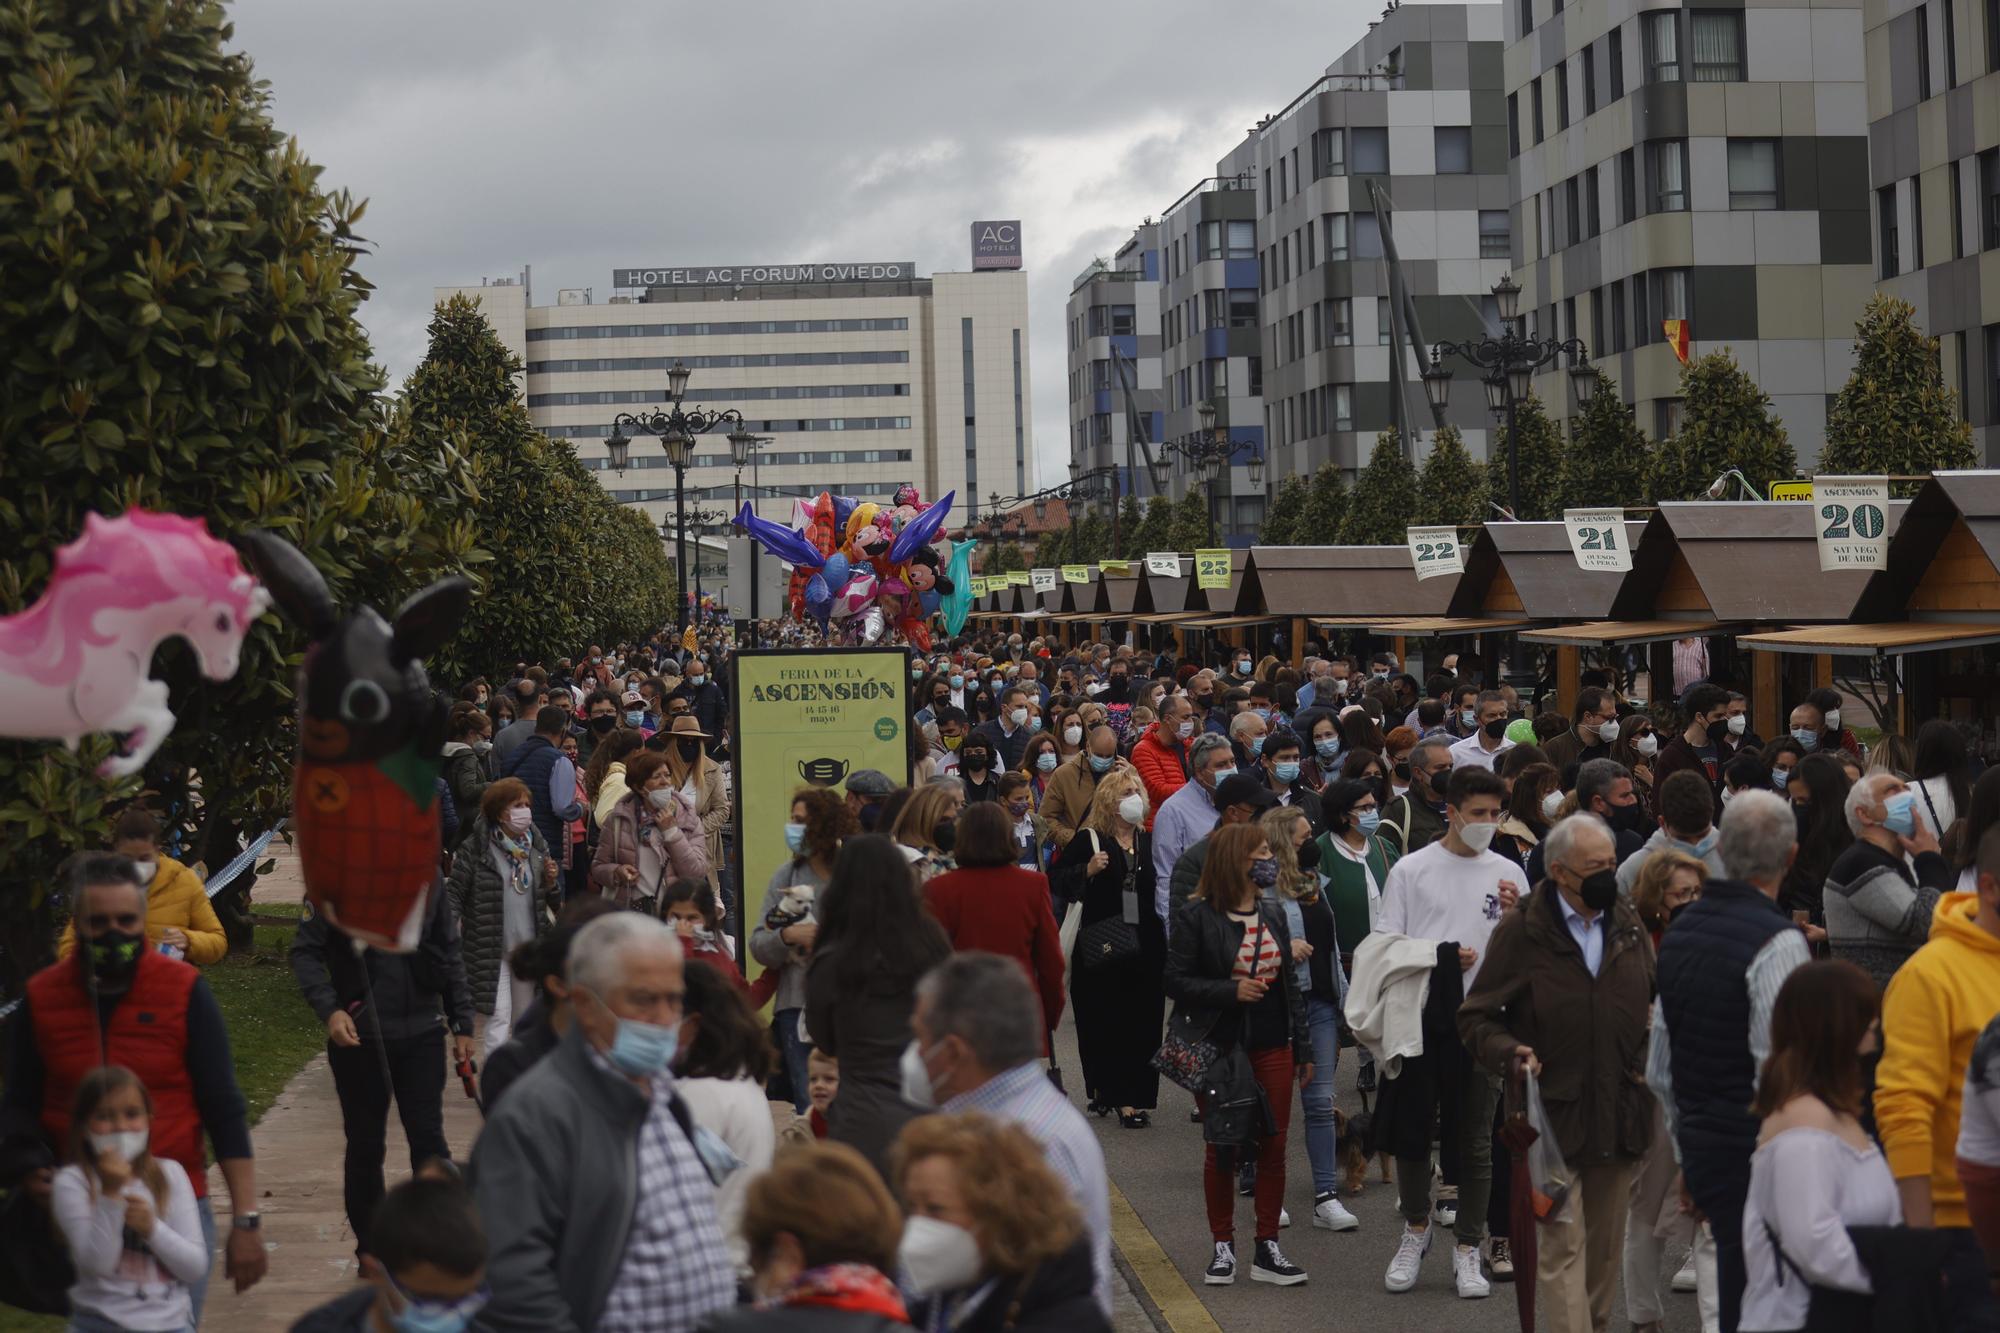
[777,1263,908,1322]
[495,827,531,895]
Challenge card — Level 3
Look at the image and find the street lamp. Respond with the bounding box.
[1156,398,1234,545]
[728,427,763,647]
[1423,278,1597,520]
[994,465,1125,551]
[605,358,747,637]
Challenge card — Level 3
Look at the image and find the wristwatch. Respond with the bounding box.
[231,1212,262,1231]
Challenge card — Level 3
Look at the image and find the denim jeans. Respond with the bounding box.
[1300,995,1341,1195]
[775,1007,813,1112]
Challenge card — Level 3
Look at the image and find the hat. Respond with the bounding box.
[1215,774,1280,811]
[622,689,644,706]
[666,714,712,741]
[1505,718,1538,746]
[845,769,896,797]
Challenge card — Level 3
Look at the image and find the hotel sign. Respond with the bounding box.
[971,220,1023,270]
[614,262,918,288]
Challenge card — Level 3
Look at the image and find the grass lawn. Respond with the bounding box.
[0,903,323,1332]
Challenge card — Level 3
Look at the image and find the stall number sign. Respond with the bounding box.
[1031,568,1058,593]
[1407,527,1464,581]
[1144,552,1182,577]
[1061,565,1089,584]
[1007,570,1031,586]
[1194,549,1232,589]
[1098,560,1131,576]
[969,576,986,597]
[1814,476,1890,571]
[1563,509,1632,573]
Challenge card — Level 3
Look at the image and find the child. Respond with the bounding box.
[50,1066,209,1333]
[778,1047,840,1151]
[290,1176,488,1332]
[660,878,748,995]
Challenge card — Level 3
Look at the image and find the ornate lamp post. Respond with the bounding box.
[993,464,1125,551]
[1150,399,1254,546]
[728,429,765,647]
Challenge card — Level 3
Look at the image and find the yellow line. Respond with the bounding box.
[1109,1177,1223,1333]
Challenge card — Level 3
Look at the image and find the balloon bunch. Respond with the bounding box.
[735,485,956,650]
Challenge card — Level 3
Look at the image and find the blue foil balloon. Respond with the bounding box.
[804,573,832,633]
[733,503,825,569]
[821,551,852,595]
[888,490,955,565]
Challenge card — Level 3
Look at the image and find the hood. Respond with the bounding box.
[1928,891,2000,952]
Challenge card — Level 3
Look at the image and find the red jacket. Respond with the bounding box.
[1129,723,1190,830]
[28,950,204,1196]
[922,865,1067,1047]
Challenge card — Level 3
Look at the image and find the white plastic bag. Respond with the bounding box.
[1523,1068,1575,1224]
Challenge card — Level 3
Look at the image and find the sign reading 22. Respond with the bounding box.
[1413,541,1452,563]
[1819,503,1885,540]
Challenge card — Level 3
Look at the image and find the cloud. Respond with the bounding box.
[227,0,1397,485]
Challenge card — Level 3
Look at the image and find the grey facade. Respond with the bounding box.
[1065,224,1164,505]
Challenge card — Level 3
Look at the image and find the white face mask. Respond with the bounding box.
[1009,708,1028,726]
[1823,708,1841,731]
[1118,793,1147,825]
[1595,719,1620,744]
[130,860,157,885]
[89,1129,149,1163]
[1540,790,1565,820]
[1726,714,1747,736]
[898,1040,938,1108]
[1633,734,1659,757]
[1456,819,1499,853]
[647,788,676,810]
[503,806,533,834]
[898,1215,985,1295]
[1063,726,1083,746]
[1176,720,1195,739]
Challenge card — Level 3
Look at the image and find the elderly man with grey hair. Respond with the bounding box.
[1823,768,1954,987]
[1646,789,1812,1333]
[1152,731,1239,928]
[1227,707,1270,771]
[1461,814,1655,1333]
[1378,732,1455,858]
[907,952,1113,1317]
[470,913,735,1333]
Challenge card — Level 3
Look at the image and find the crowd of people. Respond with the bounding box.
[9,618,2000,1333]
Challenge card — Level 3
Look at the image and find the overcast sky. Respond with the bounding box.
[229,0,1405,487]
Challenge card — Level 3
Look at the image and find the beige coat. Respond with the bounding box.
[668,758,732,896]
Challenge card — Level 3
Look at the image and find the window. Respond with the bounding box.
[1531,79,1545,143]
[1644,12,1680,82]
[1611,281,1627,352]
[1203,358,1229,398]
[1354,211,1384,259]
[1324,213,1349,260]
[1918,5,1933,100]
[1727,140,1780,209]
[1631,271,1648,346]
[1914,177,1927,269]
[1882,185,1902,279]
[1333,384,1353,432]
[1648,140,1688,211]
[1248,357,1262,396]
[1479,209,1511,259]
[1585,165,1602,237]
[1583,43,1598,114]
[1610,27,1625,99]
[1351,127,1389,174]
[1519,0,1533,38]
[1278,155,1289,203]
[1620,148,1637,223]
[1690,11,1744,81]
[1281,235,1291,284]
[1197,220,1221,260]
[1315,127,1346,178]
[1329,297,1353,345]
[1228,289,1259,328]
[1202,289,1225,329]
[1991,0,2000,74]
[1556,61,1571,130]
[1564,177,1582,247]
[1947,0,1959,88]
[1953,160,1966,258]
[1378,299,1393,345]
[1310,302,1322,351]
[1227,221,1256,260]
[1263,167,1272,212]
[1436,126,1472,174]
[1959,332,1971,421]
[1655,398,1686,440]
[1508,93,1521,157]
[1654,268,1690,322]
[1563,297,1577,345]
[1982,149,2000,250]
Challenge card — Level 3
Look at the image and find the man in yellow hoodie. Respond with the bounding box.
[1877,823,2000,1227]
[56,808,227,966]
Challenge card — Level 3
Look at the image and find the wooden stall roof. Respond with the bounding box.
[1449,522,1649,621]
[1238,546,1456,619]
[1619,502,1908,622]
[1379,616,1532,634]
[1182,613,1281,630]
[1200,550,1249,615]
[1737,622,2000,655]
[1064,570,1106,616]
[1522,618,1743,646]
[1100,567,1144,616]
[1854,471,2000,619]
[1132,610,1206,624]
[1142,556,1200,615]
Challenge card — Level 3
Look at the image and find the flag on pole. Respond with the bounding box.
[1662,319,1690,364]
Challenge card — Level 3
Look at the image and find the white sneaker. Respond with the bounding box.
[1454,1244,1491,1299]
[1670,1249,1698,1292]
[1434,1184,1458,1228]
[1384,1225,1432,1292]
[1312,1192,1359,1231]
[1279,1206,1291,1228]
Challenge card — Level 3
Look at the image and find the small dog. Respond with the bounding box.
[1334,1108,1395,1196]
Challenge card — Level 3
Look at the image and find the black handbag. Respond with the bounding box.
[1200,1009,1276,1150]
[1073,833,1141,972]
[1152,1029,1222,1093]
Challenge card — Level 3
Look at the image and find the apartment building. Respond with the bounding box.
[1065,224,1165,503]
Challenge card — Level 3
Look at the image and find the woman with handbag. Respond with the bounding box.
[589,749,709,912]
[1050,771,1164,1128]
[1161,822,1314,1289]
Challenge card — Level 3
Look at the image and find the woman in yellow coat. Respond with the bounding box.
[58,808,227,964]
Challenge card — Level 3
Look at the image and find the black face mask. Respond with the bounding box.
[1481,718,1509,741]
[589,713,618,735]
[676,739,702,761]
[1577,869,1619,912]
[1297,840,1321,873]
[1608,801,1650,835]
[1705,719,1733,748]
[933,818,957,853]
[1106,676,1131,702]
[87,929,145,985]
[1393,761,1411,782]
[962,753,990,773]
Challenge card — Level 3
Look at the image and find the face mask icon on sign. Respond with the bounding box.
[797,757,850,787]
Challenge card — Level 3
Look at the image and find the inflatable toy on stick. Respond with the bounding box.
[0,511,268,777]
[240,533,471,951]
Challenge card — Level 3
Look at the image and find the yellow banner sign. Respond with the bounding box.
[1007,569,1031,586]
[1769,480,1812,502]
[969,575,987,597]
[1098,560,1131,576]
[1194,548,1232,589]
[1061,564,1089,584]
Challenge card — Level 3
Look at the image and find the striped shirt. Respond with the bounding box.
[941,1062,1113,1317]
[1672,637,1710,697]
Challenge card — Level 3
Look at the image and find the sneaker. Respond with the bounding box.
[1487,1235,1514,1281]
[1670,1249,1698,1292]
[1453,1244,1491,1299]
[1433,1183,1458,1228]
[1204,1241,1236,1285]
[1238,1166,1256,1197]
[1279,1206,1291,1228]
[1384,1225,1432,1292]
[1251,1238,1308,1286]
[1312,1192,1359,1232]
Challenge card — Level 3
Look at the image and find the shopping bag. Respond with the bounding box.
[1522,1068,1574,1224]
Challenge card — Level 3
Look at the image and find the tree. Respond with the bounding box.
[1036,525,1071,567]
[1339,431,1419,544]
[1557,372,1654,511]
[1417,426,1487,527]
[1651,350,1798,502]
[1296,464,1350,543]
[1069,506,1110,563]
[1823,294,1976,489]
[0,0,469,971]
[1259,475,1308,543]
[1115,494,1145,559]
[1132,495,1175,554]
[1488,394,1565,520]
[993,542,1027,573]
[1167,485,1215,551]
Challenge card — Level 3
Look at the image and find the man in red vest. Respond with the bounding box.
[1,852,266,1316]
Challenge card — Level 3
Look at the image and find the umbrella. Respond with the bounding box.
[1497,1084,1539,1333]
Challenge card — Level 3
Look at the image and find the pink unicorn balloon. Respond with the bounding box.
[0,511,269,777]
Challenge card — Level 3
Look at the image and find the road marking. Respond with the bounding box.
[1109,1177,1222,1333]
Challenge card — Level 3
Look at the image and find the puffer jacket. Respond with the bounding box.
[1039,751,1134,850]
[1129,723,1190,831]
[441,742,489,848]
[56,855,225,965]
[446,816,555,1016]
[591,789,709,908]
